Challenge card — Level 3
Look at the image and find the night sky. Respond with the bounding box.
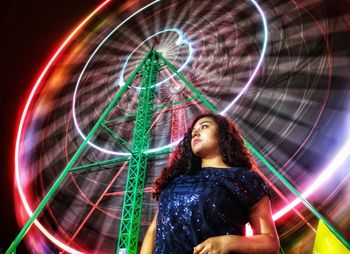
[0,1,101,252]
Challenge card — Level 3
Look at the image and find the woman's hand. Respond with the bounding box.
[193,235,234,254]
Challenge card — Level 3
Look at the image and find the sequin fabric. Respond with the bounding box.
[154,167,271,254]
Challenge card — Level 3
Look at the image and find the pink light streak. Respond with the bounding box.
[15,1,112,253]
[273,137,350,221]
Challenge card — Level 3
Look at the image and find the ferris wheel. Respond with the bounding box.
[10,0,350,253]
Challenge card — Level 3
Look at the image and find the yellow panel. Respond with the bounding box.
[313,220,350,254]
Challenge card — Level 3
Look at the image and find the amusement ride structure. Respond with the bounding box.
[8,1,350,253]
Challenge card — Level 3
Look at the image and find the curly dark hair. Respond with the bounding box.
[152,112,258,200]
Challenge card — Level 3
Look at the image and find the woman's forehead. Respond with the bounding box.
[193,117,215,127]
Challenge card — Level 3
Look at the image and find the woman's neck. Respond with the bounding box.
[201,156,230,168]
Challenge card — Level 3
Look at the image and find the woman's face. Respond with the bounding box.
[190,117,220,159]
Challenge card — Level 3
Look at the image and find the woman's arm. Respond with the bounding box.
[193,196,280,254]
[140,210,158,254]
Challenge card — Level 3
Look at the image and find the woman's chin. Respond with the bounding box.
[193,150,205,159]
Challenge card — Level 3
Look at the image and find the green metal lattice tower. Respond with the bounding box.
[6,48,217,254]
[115,49,217,253]
[116,50,159,253]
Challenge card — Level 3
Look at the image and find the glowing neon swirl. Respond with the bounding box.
[220,0,268,115]
[72,0,161,156]
[14,2,112,253]
[118,28,192,89]
[273,138,350,220]
[73,0,268,155]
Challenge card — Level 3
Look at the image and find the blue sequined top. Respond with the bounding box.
[155,167,271,254]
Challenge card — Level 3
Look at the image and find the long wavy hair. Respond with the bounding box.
[152,112,258,200]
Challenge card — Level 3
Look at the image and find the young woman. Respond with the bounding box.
[141,112,279,254]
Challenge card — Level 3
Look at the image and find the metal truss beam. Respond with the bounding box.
[117,50,160,254]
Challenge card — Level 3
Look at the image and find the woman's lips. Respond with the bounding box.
[192,139,201,145]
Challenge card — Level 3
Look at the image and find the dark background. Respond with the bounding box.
[0,1,101,252]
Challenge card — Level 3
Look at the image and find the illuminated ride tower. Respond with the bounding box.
[7,47,217,254]
[8,43,350,254]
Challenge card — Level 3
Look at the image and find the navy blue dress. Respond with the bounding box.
[154,167,271,254]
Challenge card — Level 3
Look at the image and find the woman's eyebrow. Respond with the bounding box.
[191,121,213,134]
[197,120,213,126]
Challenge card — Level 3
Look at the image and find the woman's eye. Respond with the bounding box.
[201,124,208,129]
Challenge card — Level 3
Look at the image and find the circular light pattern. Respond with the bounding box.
[118,28,193,88]
[72,0,268,156]
[14,0,350,253]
